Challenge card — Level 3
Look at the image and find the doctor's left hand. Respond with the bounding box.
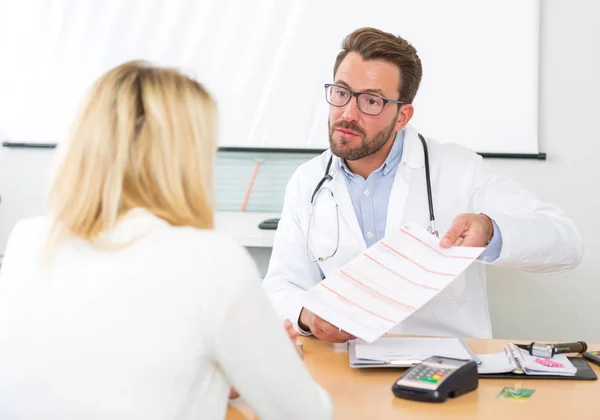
[440,213,494,248]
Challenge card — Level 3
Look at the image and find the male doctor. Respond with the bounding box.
[262,27,583,343]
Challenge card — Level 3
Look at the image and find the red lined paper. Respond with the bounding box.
[303,221,485,343]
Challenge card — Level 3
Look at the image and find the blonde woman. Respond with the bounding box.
[0,61,332,420]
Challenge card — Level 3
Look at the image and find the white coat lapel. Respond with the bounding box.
[385,168,410,236]
[385,125,425,237]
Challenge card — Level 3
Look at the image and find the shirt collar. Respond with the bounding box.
[337,129,405,177]
[381,129,404,176]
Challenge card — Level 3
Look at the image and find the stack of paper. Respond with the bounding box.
[303,222,484,343]
[350,337,479,367]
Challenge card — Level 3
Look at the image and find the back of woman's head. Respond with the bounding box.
[47,60,217,246]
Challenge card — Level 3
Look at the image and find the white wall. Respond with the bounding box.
[0,0,598,342]
[0,148,54,253]
[0,0,540,154]
[484,0,600,342]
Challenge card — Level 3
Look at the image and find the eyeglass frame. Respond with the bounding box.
[324,83,405,116]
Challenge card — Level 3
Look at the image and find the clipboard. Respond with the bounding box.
[348,337,481,369]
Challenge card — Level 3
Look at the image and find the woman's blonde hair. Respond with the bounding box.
[46,60,217,249]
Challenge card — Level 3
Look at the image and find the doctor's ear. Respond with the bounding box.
[395,103,414,131]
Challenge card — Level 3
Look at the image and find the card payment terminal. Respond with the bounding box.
[392,356,479,403]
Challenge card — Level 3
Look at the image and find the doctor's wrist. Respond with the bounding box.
[478,213,494,246]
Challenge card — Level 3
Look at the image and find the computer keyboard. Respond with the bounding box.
[258,217,280,230]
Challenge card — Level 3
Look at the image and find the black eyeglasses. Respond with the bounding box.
[324,83,405,116]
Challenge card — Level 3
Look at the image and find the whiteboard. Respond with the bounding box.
[0,0,539,154]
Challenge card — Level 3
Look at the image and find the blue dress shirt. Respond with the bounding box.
[338,129,502,262]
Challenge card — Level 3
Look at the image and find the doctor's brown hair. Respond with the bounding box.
[333,27,423,104]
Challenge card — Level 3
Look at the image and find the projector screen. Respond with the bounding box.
[0,0,539,154]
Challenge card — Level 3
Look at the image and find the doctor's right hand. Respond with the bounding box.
[299,308,355,343]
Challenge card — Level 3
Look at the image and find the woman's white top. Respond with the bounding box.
[0,209,332,420]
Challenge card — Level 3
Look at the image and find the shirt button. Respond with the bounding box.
[367,231,373,238]
[364,189,370,196]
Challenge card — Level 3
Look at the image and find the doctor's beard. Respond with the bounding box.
[328,118,397,161]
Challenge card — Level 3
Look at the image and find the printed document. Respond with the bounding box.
[303,222,484,343]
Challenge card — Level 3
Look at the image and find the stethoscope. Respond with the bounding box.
[306,133,437,262]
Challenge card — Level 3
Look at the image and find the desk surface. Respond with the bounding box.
[226,336,600,419]
[215,211,278,248]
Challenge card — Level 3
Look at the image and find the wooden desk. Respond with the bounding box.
[226,337,599,419]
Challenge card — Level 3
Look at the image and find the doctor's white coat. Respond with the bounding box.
[262,125,583,338]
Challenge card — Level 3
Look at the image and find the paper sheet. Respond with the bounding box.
[354,337,474,364]
[518,348,577,375]
[477,353,516,374]
[303,222,484,343]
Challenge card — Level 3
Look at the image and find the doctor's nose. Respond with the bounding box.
[341,96,360,122]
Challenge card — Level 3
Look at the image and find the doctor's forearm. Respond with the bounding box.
[488,213,583,273]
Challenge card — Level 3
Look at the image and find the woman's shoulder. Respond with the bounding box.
[166,226,259,273]
[117,209,251,261]
[169,226,246,253]
[5,216,52,244]
[165,227,262,300]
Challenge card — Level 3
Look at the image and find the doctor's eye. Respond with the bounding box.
[365,96,383,107]
[334,88,348,97]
